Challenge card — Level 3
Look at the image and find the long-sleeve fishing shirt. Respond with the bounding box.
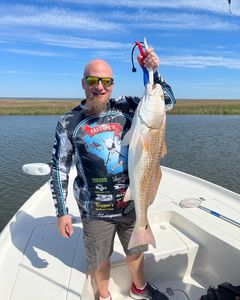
[50,72,175,219]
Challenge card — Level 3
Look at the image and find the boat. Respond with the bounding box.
[0,166,239,300]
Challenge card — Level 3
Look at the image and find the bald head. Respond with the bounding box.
[82,59,114,116]
[83,59,113,78]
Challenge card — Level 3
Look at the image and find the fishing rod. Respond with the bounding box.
[179,197,240,228]
[228,0,232,14]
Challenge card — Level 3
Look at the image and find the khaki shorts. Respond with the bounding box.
[81,211,148,270]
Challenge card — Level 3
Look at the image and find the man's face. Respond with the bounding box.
[82,60,114,116]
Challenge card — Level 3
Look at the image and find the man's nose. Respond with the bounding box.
[96,80,104,89]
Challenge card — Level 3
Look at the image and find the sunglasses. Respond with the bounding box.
[85,76,114,88]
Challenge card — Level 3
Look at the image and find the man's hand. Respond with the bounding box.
[137,48,160,73]
[57,215,74,238]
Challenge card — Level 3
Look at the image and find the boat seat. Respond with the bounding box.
[112,221,198,264]
[111,220,199,286]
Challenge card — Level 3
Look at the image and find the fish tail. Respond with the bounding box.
[128,224,156,250]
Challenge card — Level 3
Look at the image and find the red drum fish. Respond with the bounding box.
[123,78,167,250]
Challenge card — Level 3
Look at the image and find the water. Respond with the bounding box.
[163,115,240,193]
[0,115,239,233]
[0,116,59,233]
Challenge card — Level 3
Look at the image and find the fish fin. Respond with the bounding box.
[161,140,167,158]
[128,224,156,250]
[141,129,150,151]
[149,166,162,204]
[123,186,132,202]
[122,128,133,146]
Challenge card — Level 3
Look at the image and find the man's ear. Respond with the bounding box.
[81,78,85,89]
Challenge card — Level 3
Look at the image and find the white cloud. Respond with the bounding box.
[0,2,238,45]
[4,48,65,57]
[0,70,18,74]
[67,46,240,70]
[1,2,238,35]
[55,0,240,15]
[39,35,131,50]
[0,40,14,44]
[112,10,239,31]
[0,4,120,31]
[161,55,240,69]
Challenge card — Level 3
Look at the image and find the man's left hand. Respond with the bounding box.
[137,48,160,73]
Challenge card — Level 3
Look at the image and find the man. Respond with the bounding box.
[50,47,175,300]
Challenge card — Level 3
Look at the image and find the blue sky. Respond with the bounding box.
[0,0,240,99]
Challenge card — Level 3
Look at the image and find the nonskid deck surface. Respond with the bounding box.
[3,202,240,300]
[1,167,239,300]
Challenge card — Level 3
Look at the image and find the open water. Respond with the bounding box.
[0,115,239,233]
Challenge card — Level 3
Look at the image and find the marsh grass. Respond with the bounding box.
[0,99,81,115]
[169,100,240,115]
[0,99,240,115]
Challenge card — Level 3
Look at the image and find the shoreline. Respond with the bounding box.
[1,99,240,115]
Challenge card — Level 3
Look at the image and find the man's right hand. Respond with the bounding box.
[57,215,74,238]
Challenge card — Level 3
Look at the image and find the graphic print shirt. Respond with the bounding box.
[50,74,175,219]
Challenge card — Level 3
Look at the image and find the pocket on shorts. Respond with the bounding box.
[83,229,114,270]
[83,235,96,265]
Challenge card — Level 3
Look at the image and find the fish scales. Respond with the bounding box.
[123,83,167,249]
[139,124,166,227]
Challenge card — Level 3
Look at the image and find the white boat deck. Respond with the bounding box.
[0,167,239,300]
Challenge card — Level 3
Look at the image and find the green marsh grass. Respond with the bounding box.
[169,100,240,115]
[0,99,81,115]
[0,99,240,115]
